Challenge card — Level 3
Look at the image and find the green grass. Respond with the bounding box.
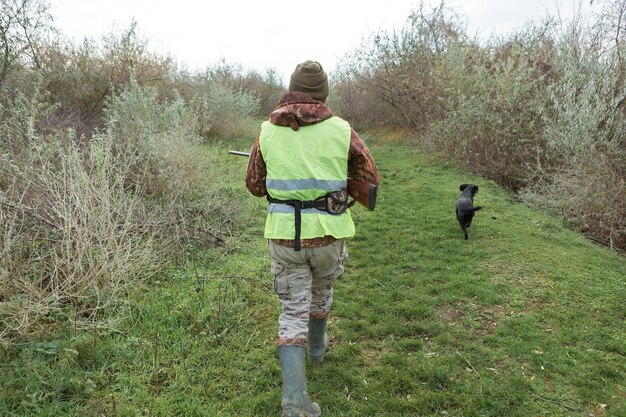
[1,138,624,416]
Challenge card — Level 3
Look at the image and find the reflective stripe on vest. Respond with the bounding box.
[259,116,355,240]
[266,178,347,191]
[268,204,336,215]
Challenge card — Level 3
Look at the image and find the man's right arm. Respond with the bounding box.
[245,130,268,197]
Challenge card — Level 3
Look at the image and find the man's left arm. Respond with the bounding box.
[348,129,380,185]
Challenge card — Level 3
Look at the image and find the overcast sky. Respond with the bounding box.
[48,0,601,84]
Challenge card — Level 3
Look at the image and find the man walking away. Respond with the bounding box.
[246,60,380,417]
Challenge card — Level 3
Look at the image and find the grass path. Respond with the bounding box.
[1,139,624,416]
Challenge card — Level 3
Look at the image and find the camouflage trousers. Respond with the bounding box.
[269,239,348,346]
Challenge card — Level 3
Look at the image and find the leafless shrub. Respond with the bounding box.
[336,1,464,131]
[0,133,160,340]
[0,0,55,83]
[0,78,233,342]
[521,152,626,249]
[189,81,261,139]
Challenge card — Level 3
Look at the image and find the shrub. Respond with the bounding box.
[0,76,231,342]
[0,72,57,153]
[41,21,178,137]
[427,26,553,190]
[520,18,626,249]
[0,0,54,84]
[199,60,284,115]
[335,2,464,131]
[0,133,160,340]
[0,3,274,342]
[335,1,626,250]
[190,81,261,139]
[103,77,207,198]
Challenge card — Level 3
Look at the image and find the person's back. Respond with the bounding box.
[260,99,355,247]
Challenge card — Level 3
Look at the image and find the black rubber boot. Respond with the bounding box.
[278,346,321,417]
[307,317,329,364]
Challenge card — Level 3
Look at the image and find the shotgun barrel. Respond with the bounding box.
[229,150,377,210]
[228,150,251,157]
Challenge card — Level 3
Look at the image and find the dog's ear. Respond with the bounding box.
[460,184,468,191]
[474,185,479,194]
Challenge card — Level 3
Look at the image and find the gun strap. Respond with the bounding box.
[267,195,341,251]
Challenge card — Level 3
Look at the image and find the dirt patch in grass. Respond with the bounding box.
[437,302,507,336]
[473,305,506,336]
[360,346,393,367]
[437,303,466,324]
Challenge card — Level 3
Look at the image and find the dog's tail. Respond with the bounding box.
[470,206,482,212]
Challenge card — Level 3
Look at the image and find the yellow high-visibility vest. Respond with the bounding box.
[259,116,355,240]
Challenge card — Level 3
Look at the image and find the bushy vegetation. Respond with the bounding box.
[334,0,626,250]
[190,80,261,139]
[0,0,284,341]
[0,75,231,341]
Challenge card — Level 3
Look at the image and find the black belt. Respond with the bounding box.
[267,191,348,251]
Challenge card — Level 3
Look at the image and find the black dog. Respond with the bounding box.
[456,184,482,240]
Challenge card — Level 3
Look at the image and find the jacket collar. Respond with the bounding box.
[269,92,333,131]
